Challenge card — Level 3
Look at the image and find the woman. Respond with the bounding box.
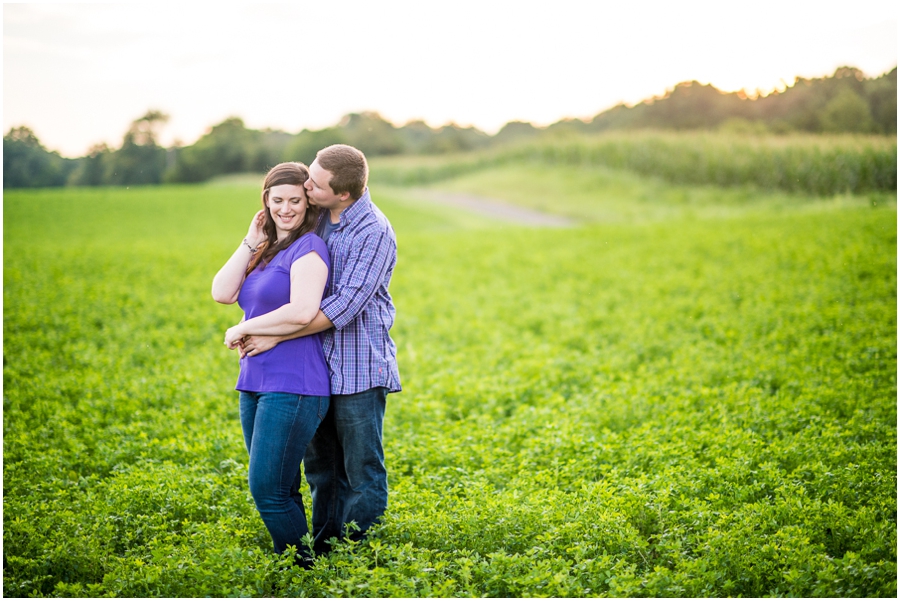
[211,162,330,566]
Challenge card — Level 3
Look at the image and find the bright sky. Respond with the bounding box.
[3,1,897,157]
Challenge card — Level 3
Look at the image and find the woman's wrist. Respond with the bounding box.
[243,237,262,254]
[227,322,247,341]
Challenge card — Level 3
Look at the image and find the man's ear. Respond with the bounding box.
[339,191,352,202]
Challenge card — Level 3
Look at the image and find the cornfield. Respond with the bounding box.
[371,131,897,196]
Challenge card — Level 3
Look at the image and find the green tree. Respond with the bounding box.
[284,127,348,166]
[67,143,112,186]
[426,123,490,153]
[546,118,590,137]
[819,87,875,133]
[396,120,436,154]
[104,110,169,185]
[165,119,293,182]
[3,126,75,188]
[339,112,404,155]
[127,109,169,146]
[493,121,541,145]
[863,67,897,134]
[579,65,895,135]
[285,112,404,163]
[165,117,258,182]
[252,129,293,172]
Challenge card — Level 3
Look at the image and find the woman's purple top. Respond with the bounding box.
[236,233,331,396]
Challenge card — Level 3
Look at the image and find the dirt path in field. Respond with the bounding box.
[414,190,577,227]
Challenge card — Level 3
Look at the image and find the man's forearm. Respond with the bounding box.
[267,310,334,343]
[304,310,335,336]
[237,310,335,358]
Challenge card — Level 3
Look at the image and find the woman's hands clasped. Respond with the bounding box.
[224,325,246,350]
[224,326,281,358]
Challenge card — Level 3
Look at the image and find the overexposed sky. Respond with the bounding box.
[3,1,897,157]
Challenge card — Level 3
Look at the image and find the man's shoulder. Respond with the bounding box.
[345,199,396,240]
[367,201,396,238]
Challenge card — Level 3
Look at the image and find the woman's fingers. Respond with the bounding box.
[247,210,267,241]
[224,327,245,349]
[225,336,255,357]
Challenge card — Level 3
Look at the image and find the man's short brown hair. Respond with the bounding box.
[315,144,369,200]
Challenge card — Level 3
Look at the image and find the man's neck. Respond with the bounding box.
[329,198,357,223]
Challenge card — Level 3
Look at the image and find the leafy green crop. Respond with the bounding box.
[370,131,897,196]
[3,176,896,597]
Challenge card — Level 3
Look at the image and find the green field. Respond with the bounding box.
[3,155,897,596]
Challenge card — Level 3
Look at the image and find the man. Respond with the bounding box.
[240,144,401,555]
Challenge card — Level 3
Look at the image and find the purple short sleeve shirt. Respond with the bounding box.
[235,233,331,396]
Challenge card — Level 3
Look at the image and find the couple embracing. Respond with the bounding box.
[211,144,400,567]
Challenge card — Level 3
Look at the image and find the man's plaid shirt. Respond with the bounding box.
[318,189,401,395]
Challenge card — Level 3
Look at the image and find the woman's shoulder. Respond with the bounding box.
[284,232,323,249]
[284,232,329,262]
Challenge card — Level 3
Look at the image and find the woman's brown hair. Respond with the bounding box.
[246,162,320,275]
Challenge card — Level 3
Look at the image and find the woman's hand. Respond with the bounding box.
[224,324,246,350]
[246,209,267,248]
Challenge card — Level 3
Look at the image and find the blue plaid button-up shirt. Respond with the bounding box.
[317,189,401,395]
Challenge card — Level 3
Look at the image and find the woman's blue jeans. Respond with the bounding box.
[239,391,329,559]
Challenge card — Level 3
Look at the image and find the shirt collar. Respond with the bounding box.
[315,187,371,230]
[337,187,371,227]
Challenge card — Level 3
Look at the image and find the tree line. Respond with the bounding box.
[4,66,895,189]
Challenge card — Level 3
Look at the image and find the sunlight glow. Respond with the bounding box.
[3,1,896,156]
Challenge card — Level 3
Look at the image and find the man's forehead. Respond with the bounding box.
[310,160,331,181]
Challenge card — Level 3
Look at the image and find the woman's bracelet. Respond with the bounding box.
[243,238,260,254]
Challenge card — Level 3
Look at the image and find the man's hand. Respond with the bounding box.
[239,335,282,358]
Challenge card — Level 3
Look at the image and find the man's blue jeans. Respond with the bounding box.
[239,391,329,559]
[304,387,388,555]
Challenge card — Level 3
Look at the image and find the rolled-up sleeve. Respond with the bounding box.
[320,226,395,331]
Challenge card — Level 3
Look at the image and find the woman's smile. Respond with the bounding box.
[267,183,308,239]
